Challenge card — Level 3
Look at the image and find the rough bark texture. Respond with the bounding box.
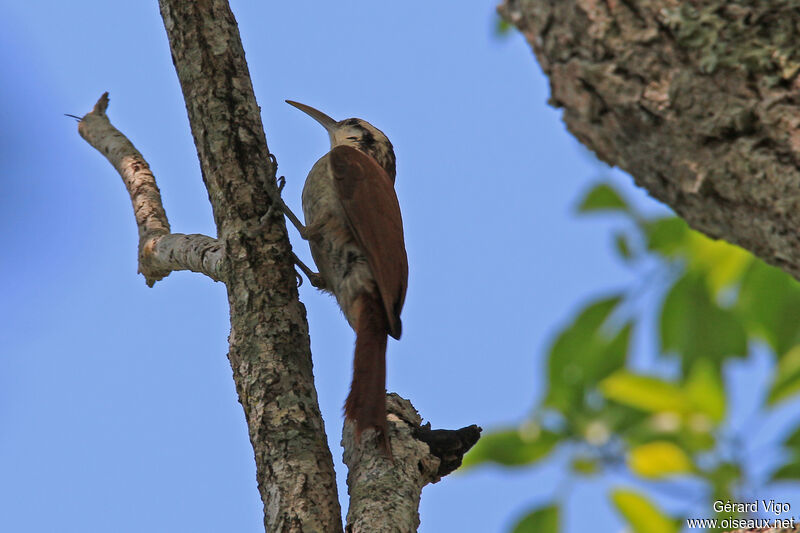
[157,1,342,530]
[343,394,480,533]
[343,395,435,533]
[76,93,224,285]
[499,0,800,279]
[76,1,482,530]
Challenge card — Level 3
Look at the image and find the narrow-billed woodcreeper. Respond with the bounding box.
[283,100,408,455]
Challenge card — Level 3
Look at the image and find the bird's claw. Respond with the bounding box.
[293,267,325,290]
[262,173,287,224]
[264,182,287,222]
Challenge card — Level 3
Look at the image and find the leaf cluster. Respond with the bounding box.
[464,182,800,532]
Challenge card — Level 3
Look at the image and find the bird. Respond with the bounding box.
[281,100,408,456]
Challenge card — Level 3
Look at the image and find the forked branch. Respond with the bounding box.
[76,93,224,286]
[76,0,481,527]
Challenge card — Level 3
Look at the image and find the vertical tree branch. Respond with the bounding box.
[157,1,341,530]
[77,2,483,530]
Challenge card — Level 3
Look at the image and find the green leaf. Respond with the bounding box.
[461,427,560,469]
[611,489,678,533]
[494,16,513,37]
[600,371,687,413]
[772,459,800,481]
[594,403,651,445]
[617,411,672,449]
[614,232,633,260]
[782,422,800,449]
[660,273,747,368]
[628,441,693,478]
[545,296,627,412]
[768,345,800,404]
[511,505,559,533]
[645,217,689,257]
[684,358,725,422]
[679,421,716,452]
[685,232,751,294]
[774,422,800,479]
[737,259,800,355]
[595,323,633,383]
[709,462,741,496]
[577,183,629,213]
[571,456,599,475]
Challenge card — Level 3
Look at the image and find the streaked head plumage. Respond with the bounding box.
[286,100,396,181]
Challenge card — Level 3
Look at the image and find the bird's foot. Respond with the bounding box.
[262,172,312,238]
[307,271,326,290]
[260,175,287,225]
[293,253,326,290]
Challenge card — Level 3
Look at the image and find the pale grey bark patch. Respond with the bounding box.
[145,232,224,283]
[343,394,481,532]
[76,93,224,285]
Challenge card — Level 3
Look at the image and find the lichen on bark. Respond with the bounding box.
[499,0,800,279]
[157,1,343,530]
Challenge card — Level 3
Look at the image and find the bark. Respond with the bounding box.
[342,394,481,533]
[499,0,800,279]
[74,1,481,531]
[156,1,342,530]
[78,89,338,530]
[76,94,224,285]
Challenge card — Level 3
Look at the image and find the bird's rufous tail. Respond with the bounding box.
[345,291,390,457]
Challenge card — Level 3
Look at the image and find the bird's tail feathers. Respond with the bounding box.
[345,291,390,457]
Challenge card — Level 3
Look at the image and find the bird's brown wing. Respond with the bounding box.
[331,145,408,339]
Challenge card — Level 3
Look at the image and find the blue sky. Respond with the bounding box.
[0,2,666,531]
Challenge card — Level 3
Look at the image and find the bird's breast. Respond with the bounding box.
[301,154,376,329]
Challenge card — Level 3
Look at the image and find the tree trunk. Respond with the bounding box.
[499,0,800,280]
[158,1,342,530]
[74,1,479,530]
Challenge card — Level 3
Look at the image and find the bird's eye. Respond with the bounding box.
[347,136,358,140]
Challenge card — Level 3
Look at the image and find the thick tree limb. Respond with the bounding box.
[499,0,800,280]
[77,93,224,285]
[155,1,342,531]
[343,394,481,532]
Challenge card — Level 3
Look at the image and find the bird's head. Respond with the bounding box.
[286,100,396,182]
